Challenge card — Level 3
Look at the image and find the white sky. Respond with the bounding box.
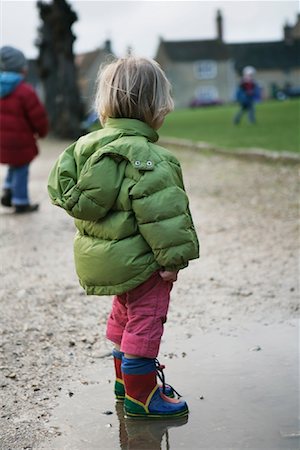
[0,1,299,59]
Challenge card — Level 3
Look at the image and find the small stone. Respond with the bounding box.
[6,373,16,379]
[102,410,113,415]
[249,345,262,352]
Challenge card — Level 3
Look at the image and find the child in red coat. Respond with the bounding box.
[0,46,48,213]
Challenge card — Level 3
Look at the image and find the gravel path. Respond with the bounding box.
[0,138,299,450]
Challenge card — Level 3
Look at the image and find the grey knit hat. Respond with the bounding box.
[0,46,28,72]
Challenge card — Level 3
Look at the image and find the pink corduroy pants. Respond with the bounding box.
[106,271,172,358]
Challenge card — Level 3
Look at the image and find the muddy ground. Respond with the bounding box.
[0,138,299,450]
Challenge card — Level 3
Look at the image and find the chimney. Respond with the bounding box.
[104,39,112,54]
[216,10,223,42]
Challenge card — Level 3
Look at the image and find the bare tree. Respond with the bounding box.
[36,0,83,139]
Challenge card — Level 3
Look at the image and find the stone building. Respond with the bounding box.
[155,11,300,108]
[75,40,114,114]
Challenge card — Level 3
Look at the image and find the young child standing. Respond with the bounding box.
[48,57,199,418]
[0,46,48,213]
[234,66,260,125]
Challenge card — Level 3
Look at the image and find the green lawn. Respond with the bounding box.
[160,99,300,153]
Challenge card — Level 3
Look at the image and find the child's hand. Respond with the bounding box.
[159,270,179,282]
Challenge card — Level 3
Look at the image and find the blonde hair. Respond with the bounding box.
[95,56,174,129]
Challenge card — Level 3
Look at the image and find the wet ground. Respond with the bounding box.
[0,138,299,449]
[40,321,299,450]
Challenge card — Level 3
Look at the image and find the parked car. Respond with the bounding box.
[189,98,223,108]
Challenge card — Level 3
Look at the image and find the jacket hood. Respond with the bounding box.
[74,118,159,171]
[104,118,159,143]
[48,118,159,221]
[0,72,23,98]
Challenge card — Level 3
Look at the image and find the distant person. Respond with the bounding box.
[48,57,199,419]
[234,66,260,125]
[0,46,48,213]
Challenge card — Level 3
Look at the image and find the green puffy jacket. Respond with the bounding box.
[48,118,199,295]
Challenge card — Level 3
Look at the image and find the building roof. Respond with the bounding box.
[228,40,300,73]
[157,36,300,72]
[75,48,107,75]
[158,39,230,61]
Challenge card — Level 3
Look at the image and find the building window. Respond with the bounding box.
[194,60,217,80]
[195,85,219,102]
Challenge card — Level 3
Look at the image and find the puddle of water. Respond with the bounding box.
[40,321,299,449]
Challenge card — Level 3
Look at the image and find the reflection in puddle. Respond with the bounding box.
[40,322,299,450]
[115,402,188,449]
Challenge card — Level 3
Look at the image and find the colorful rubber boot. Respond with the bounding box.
[113,348,125,401]
[113,350,175,402]
[122,357,189,419]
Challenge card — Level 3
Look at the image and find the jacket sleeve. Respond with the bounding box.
[47,142,126,221]
[22,84,48,137]
[130,159,199,271]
